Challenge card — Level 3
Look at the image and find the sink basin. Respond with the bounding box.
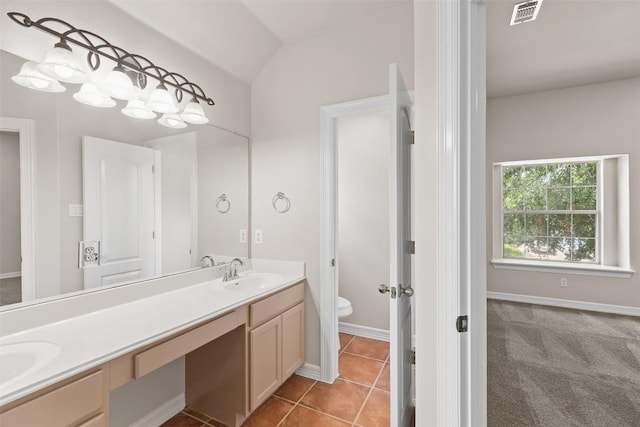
[221,272,283,291]
[0,341,60,386]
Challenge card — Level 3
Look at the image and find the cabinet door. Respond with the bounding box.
[281,303,305,380]
[249,315,281,411]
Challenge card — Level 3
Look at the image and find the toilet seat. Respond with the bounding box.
[338,296,353,318]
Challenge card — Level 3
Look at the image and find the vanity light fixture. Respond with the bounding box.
[11,61,66,92]
[100,65,139,100]
[122,99,157,120]
[8,11,214,128]
[181,98,210,124]
[147,84,179,114]
[37,40,88,84]
[73,82,116,108]
[158,113,187,129]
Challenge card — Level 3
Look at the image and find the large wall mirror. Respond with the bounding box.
[0,49,250,308]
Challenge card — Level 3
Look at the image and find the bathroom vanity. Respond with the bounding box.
[0,260,305,427]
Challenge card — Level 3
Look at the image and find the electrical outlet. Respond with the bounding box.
[560,278,568,288]
[239,229,247,244]
[255,229,263,245]
[79,241,100,268]
[68,204,83,217]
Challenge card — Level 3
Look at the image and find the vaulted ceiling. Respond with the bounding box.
[110,0,640,97]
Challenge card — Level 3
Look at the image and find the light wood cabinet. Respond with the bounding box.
[0,370,108,427]
[249,290,305,412]
[249,315,282,410]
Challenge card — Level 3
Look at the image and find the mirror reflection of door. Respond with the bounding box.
[82,136,157,289]
[0,131,21,305]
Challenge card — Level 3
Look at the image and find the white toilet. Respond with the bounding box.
[338,296,353,318]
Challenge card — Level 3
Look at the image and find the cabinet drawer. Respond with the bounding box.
[77,413,106,427]
[250,282,304,328]
[135,309,244,378]
[0,371,104,427]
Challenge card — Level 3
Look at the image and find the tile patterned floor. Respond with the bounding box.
[161,333,390,427]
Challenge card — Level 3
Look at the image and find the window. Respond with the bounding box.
[492,155,633,276]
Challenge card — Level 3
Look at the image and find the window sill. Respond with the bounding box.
[490,259,635,278]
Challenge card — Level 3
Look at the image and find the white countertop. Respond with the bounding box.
[0,259,305,406]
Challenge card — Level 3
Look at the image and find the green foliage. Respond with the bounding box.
[502,161,598,262]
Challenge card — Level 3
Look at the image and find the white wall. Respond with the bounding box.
[251,3,414,366]
[487,78,640,307]
[337,110,390,330]
[0,131,21,275]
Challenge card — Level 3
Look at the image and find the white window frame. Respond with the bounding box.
[491,154,634,278]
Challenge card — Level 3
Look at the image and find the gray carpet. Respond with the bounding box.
[488,299,640,426]
[0,277,21,305]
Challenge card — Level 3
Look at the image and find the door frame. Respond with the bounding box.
[0,117,36,302]
[319,94,390,383]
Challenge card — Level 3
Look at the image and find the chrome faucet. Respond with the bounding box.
[200,255,216,268]
[223,258,244,281]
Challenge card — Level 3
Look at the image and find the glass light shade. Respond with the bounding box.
[158,113,187,129]
[100,66,139,100]
[73,82,116,108]
[180,99,209,124]
[37,42,87,84]
[122,99,157,119]
[146,84,178,113]
[11,61,66,93]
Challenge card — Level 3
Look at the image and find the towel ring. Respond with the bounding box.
[215,194,231,214]
[272,191,291,213]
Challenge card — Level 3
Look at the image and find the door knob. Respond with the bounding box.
[378,284,390,294]
[399,284,414,297]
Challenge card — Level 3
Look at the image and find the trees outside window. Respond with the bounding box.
[502,161,598,263]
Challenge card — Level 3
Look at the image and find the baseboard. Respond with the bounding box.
[487,291,640,317]
[339,322,390,342]
[129,393,185,427]
[296,362,321,381]
[0,271,21,280]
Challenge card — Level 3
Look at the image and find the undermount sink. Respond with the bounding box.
[0,341,60,386]
[221,272,283,291]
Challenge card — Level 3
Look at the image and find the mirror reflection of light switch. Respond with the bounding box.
[255,229,263,245]
[69,204,83,217]
[239,229,247,244]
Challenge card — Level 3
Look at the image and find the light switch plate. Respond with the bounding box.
[239,229,247,244]
[78,241,100,268]
[69,204,83,217]
[255,229,263,245]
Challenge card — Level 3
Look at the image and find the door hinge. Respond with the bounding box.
[331,259,335,267]
[152,165,155,173]
[410,349,416,364]
[152,231,155,239]
[456,315,468,333]
[408,130,415,145]
[407,240,415,254]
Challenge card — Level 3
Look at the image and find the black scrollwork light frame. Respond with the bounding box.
[7,11,215,106]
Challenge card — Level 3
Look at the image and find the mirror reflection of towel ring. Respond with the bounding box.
[272,191,291,213]
[216,194,231,214]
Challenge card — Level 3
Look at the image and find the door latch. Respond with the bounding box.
[456,315,468,333]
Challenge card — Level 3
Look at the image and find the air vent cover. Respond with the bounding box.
[510,0,544,26]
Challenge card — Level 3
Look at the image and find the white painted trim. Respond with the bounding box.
[129,393,185,427]
[339,322,390,342]
[153,150,163,277]
[319,94,390,385]
[487,292,640,317]
[491,259,634,278]
[295,363,321,381]
[0,117,36,302]
[0,272,21,280]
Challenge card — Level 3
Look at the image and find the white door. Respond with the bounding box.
[82,136,156,288]
[389,63,413,427]
[145,133,198,274]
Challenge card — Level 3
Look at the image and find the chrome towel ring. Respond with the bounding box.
[215,194,231,213]
[272,191,290,213]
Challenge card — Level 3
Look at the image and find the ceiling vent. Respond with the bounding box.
[510,0,544,26]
